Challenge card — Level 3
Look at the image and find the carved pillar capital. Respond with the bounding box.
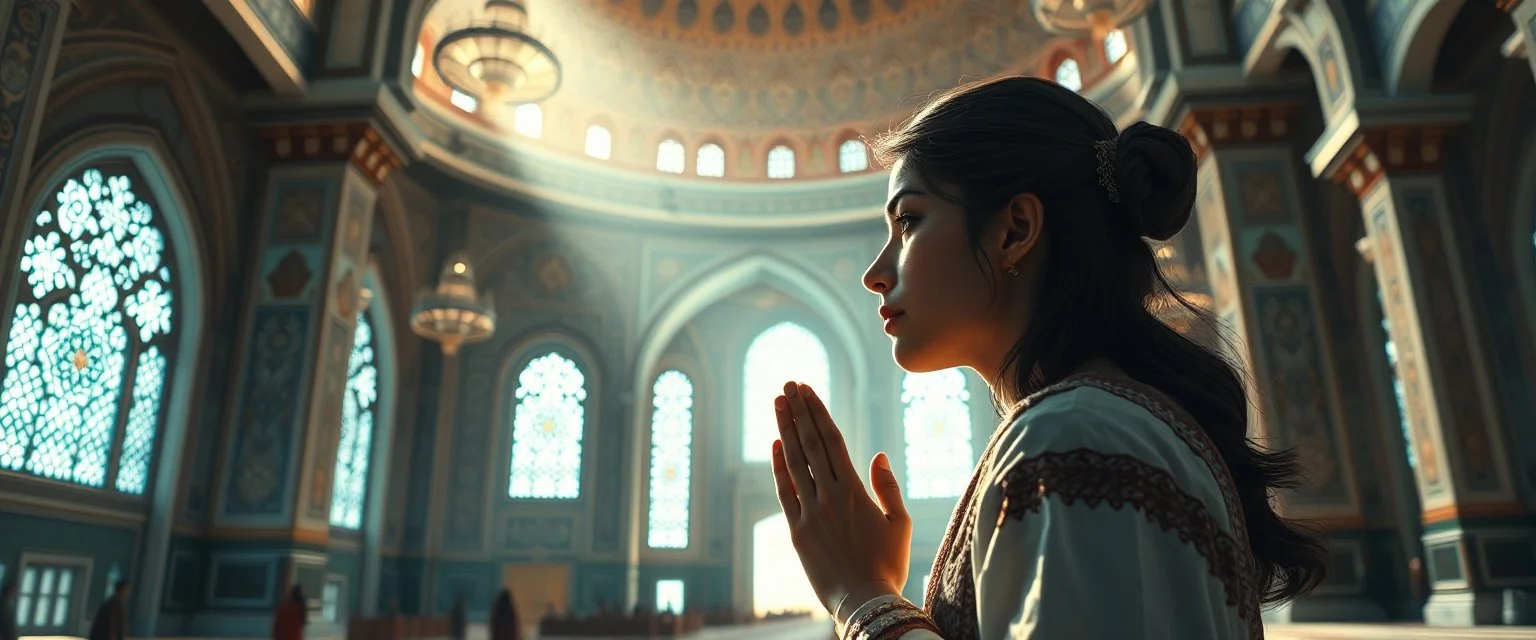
[258,121,406,185]
[1177,104,1301,163]
[1327,125,1455,198]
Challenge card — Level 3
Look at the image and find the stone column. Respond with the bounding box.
[1505,0,1536,82]
[0,0,70,276]
[1179,104,1387,622]
[206,121,402,635]
[1325,123,1527,626]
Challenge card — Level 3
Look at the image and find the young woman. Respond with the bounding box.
[768,76,1328,639]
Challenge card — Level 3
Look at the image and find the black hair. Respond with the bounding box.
[870,75,1328,605]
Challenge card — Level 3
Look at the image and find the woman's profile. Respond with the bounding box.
[767,75,1329,639]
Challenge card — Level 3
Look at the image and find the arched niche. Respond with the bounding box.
[7,129,210,632]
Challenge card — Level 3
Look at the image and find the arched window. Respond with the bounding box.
[657,139,686,174]
[766,145,796,179]
[508,351,587,498]
[901,369,973,499]
[1055,58,1083,92]
[1104,29,1128,64]
[585,125,612,160]
[513,103,543,138]
[838,139,868,173]
[743,322,829,461]
[647,370,693,549]
[0,165,177,493]
[1376,290,1416,468]
[449,90,478,113]
[329,311,378,529]
[696,143,725,178]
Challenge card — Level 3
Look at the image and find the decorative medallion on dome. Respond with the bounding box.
[1030,0,1153,37]
[435,0,563,107]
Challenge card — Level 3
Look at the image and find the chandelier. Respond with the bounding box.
[410,252,496,356]
[1030,0,1153,37]
[434,0,562,108]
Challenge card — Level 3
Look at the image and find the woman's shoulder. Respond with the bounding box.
[1002,377,1186,455]
[987,375,1233,515]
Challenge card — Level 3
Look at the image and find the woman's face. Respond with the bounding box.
[862,159,1017,373]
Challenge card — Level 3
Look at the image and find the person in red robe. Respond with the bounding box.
[88,581,130,640]
[272,586,307,640]
[489,589,521,640]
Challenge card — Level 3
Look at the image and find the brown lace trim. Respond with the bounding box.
[997,448,1261,638]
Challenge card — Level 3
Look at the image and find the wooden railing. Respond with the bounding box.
[538,612,706,637]
[346,614,452,640]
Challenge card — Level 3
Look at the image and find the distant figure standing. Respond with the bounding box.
[1,583,18,640]
[449,597,467,640]
[272,585,307,640]
[489,589,521,640]
[88,580,130,640]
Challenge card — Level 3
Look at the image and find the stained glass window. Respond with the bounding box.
[648,370,693,549]
[514,103,543,138]
[901,369,974,499]
[767,145,796,179]
[838,139,868,173]
[1376,290,1416,468]
[585,125,612,160]
[330,312,378,529]
[509,352,586,498]
[657,139,686,174]
[743,322,829,461]
[696,144,725,177]
[1,166,176,494]
[1104,29,1128,64]
[1055,58,1083,92]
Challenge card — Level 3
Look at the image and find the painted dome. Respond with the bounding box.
[412,0,1137,182]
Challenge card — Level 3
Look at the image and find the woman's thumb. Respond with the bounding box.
[869,452,908,520]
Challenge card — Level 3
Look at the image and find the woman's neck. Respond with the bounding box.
[981,356,1126,406]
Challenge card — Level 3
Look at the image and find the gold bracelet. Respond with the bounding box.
[846,600,921,640]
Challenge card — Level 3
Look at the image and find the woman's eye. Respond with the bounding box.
[893,214,917,232]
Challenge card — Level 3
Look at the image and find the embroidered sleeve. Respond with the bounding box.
[966,394,1261,639]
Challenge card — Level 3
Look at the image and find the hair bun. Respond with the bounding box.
[1113,121,1197,241]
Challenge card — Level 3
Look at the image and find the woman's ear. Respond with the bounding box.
[999,193,1045,267]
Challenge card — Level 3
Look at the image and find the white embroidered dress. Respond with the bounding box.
[851,375,1262,640]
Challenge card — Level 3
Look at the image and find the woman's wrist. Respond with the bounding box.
[834,581,903,628]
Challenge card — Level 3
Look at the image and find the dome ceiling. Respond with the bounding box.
[416,0,1124,180]
[586,0,950,47]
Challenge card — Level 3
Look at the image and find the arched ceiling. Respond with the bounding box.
[415,0,1128,180]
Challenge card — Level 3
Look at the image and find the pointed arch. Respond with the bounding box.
[634,252,866,396]
[4,130,208,631]
[1384,0,1468,95]
[628,252,870,582]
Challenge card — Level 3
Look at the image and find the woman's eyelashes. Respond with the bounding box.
[891,213,919,234]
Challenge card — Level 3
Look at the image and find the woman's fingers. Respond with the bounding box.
[771,439,802,521]
[775,395,818,501]
[803,386,859,482]
[784,382,839,490]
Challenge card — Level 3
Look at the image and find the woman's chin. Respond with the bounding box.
[890,338,953,373]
